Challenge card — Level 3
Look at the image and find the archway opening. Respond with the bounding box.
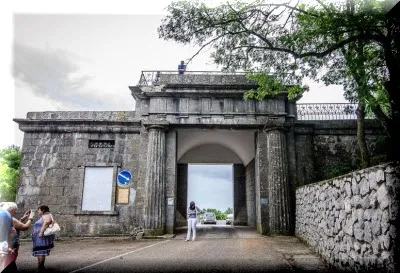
[188,163,233,226]
[174,130,256,231]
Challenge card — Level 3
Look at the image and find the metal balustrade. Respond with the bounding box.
[296,103,360,120]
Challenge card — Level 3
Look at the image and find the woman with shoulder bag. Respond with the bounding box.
[32,205,55,273]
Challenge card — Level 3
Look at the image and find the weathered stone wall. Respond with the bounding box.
[233,164,247,225]
[16,111,144,237]
[296,162,399,272]
[295,120,387,184]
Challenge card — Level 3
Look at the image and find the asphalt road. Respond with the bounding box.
[14,224,334,273]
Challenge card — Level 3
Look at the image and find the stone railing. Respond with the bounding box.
[138,70,257,86]
[296,162,399,272]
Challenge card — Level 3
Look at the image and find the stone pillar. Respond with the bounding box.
[165,130,177,234]
[286,103,297,235]
[175,164,188,227]
[255,131,269,234]
[143,123,168,235]
[265,127,292,235]
[245,159,256,227]
[233,164,247,225]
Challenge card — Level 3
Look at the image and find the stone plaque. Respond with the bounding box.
[88,140,115,148]
[116,188,129,204]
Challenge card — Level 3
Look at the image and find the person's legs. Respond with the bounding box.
[192,218,197,241]
[37,255,45,272]
[2,250,18,273]
[2,261,17,273]
[186,219,192,241]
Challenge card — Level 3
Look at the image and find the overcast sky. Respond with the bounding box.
[188,164,233,212]
[0,0,348,211]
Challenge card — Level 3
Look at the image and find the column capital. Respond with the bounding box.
[263,121,291,133]
[263,126,288,133]
[143,120,170,131]
[262,117,292,133]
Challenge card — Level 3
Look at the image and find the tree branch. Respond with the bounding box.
[254,3,320,17]
[187,30,248,65]
[315,0,331,12]
[225,33,384,60]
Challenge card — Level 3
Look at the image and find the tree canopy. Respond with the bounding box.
[158,0,400,160]
[0,145,21,201]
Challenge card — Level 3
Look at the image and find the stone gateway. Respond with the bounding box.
[14,72,385,237]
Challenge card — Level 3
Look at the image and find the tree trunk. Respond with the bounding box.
[356,102,370,168]
[371,104,389,133]
[382,25,400,162]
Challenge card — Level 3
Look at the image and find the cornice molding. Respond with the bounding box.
[13,118,141,133]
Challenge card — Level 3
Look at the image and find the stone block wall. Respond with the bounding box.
[296,162,399,272]
[16,111,144,237]
[295,120,387,184]
[313,134,386,181]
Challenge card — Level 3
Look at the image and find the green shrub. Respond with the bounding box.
[324,161,355,180]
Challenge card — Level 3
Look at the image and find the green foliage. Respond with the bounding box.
[0,145,21,169]
[201,208,227,220]
[0,145,21,201]
[245,73,308,100]
[224,207,233,214]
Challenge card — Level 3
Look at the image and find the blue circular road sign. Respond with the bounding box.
[117,170,132,186]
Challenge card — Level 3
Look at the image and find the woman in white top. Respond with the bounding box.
[186,201,201,241]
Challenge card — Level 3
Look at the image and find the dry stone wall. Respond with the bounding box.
[296,162,399,272]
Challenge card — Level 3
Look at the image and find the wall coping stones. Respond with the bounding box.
[24,111,136,121]
[14,111,141,133]
[296,162,396,190]
[294,120,384,135]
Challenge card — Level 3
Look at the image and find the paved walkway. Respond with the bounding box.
[15,225,335,273]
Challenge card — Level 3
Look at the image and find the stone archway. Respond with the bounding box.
[131,73,295,236]
[173,129,256,230]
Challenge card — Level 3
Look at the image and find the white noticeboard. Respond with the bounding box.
[82,167,113,211]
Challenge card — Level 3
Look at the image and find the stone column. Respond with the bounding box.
[165,130,177,234]
[143,123,168,235]
[265,127,292,235]
[255,131,269,234]
[176,164,188,227]
[233,164,247,225]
